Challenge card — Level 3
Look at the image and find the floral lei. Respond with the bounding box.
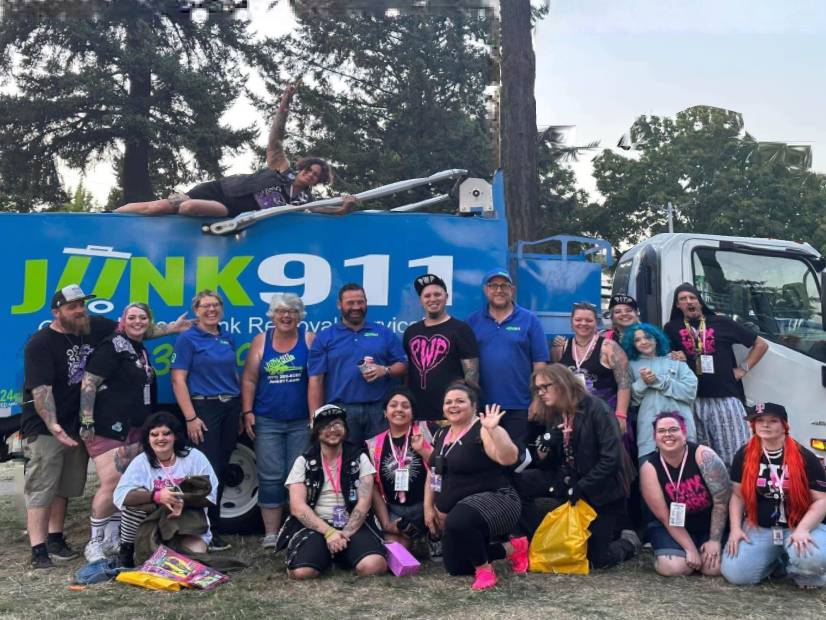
[679,322,716,355]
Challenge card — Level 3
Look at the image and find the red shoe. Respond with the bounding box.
[508,536,529,574]
[471,565,498,590]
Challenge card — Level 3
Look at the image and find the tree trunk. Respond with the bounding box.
[121,25,154,203]
[500,0,539,245]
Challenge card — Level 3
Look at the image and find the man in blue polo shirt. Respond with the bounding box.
[466,269,548,451]
[308,283,407,448]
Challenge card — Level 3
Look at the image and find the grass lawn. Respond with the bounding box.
[1,462,825,620]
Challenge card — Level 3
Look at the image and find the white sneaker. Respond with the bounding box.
[84,537,106,563]
[261,533,278,549]
[102,538,121,557]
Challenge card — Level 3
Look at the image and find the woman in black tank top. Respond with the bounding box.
[640,411,731,577]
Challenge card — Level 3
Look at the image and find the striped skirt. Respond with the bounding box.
[694,397,750,467]
[457,487,521,538]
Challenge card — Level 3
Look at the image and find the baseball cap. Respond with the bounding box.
[413,273,447,296]
[483,269,512,285]
[609,294,638,311]
[51,284,96,309]
[312,404,347,430]
[745,402,788,422]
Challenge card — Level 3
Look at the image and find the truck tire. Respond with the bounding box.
[215,434,263,535]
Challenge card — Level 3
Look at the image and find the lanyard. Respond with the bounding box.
[158,456,179,488]
[762,447,787,495]
[683,316,707,355]
[572,333,599,370]
[389,430,410,469]
[440,418,478,458]
[322,454,343,499]
[660,447,689,503]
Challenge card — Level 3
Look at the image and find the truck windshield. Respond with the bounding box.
[692,247,826,363]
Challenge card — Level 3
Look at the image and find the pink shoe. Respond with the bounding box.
[471,565,498,590]
[508,536,529,574]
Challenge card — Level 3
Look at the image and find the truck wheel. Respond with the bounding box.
[216,434,263,535]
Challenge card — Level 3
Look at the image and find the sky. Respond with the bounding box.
[71,0,826,205]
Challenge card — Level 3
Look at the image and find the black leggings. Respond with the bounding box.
[442,503,507,576]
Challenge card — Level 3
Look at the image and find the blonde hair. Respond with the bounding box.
[530,363,586,426]
[191,289,223,312]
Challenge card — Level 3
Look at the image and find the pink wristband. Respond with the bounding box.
[153,490,162,504]
[615,411,628,420]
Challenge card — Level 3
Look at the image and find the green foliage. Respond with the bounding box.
[60,181,101,212]
[0,1,262,211]
[257,13,495,207]
[590,105,826,253]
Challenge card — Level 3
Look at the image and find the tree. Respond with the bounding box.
[590,105,826,253]
[60,181,101,213]
[0,1,262,211]
[255,11,494,206]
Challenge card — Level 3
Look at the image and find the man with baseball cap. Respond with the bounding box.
[402,274,480,421]
[277,404,387,579]
[466,269,548,450]
[21,284,190,568]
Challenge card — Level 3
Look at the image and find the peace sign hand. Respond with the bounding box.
[479,404,506,430]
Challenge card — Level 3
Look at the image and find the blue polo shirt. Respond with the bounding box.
[466,304,549,409]
[171,326,240,397]
[307,320,407,404]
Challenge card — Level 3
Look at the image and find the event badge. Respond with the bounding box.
[394,468,410,492]
[700,355,715,374]
[669,502,687,527]
[143,383,151,405]
[772,526,784,546]
[332,505,348,528]
[573,371,587,388]
[430,474,443,493]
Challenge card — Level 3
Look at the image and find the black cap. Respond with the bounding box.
[312,404,347,430]
[413,273,447,296]
[609,294,638,311]
[745,402,788,422]
[51,284,96,309]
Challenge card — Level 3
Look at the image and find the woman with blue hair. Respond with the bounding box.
[622,323,698,461]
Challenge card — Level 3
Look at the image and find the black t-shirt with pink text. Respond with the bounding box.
[651,443,713,535]
[402,317,479,421]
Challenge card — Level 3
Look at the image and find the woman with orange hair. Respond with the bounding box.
[722,402,826,588]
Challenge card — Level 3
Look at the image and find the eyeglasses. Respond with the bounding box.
[534,382,555,394]
[198,302,222,310]
[655,427,682,436]
[274,309,299,316]
[322,420,346,430]
[486,283,512,291]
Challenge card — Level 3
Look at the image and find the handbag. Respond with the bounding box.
[528,499,597,575]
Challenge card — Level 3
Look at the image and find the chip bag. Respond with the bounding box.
[528,499,597,574]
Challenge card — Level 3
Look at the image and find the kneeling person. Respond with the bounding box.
[277,405,387,579]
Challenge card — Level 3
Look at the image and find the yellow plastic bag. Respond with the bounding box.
[528,500,597,574]
[116,570,189,591]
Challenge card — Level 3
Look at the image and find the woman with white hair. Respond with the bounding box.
[241,293,315,548]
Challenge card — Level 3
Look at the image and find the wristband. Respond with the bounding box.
[242,410,254,416]
[615,411,628,420]
[384,366,391,377]
[185,416,197,423]
[324,528,337,540]
[153,490,162,504]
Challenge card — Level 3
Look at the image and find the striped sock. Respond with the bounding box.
[120,508,146,545]
[90,516,109,541]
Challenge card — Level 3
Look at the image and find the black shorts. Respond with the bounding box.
[286,523,386,572]
[186,180,258,217]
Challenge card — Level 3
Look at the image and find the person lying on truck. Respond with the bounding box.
[115,84,357,218]
[664,282,769,467]
[276,404,388,579]
[22,284,190,570]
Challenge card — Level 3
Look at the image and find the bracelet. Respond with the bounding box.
[185,416,197,423]
[152,490,162,504]
[615,411,628,420]
[384,366,391,377]
[242,410,254,416]
[324,528,337,540]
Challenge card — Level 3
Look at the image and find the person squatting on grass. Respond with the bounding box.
[424,383,528,591]
[640,412,730,576]
[276,405,387,579]
[722,402,826,588]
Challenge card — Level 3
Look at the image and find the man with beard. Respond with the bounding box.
[403,274,480,422]
[308,283,407,448]
[664,283,768,467]
[22,284,190,569]
[466,269,548,450]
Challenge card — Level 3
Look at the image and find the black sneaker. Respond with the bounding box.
[208,534,231,552]
[46,537,80,562]
[31,549,54,570]
[117,543,135,569]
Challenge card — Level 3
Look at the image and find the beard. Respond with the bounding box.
[63,314,91,336]
[342,308,366,324]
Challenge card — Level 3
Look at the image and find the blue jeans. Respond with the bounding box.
[336,401,386,449]
[721,523,826,588]
[254,416,310,508]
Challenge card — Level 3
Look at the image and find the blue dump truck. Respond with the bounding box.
[0,170,610,531]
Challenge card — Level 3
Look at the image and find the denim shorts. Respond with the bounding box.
[646,521,710,557]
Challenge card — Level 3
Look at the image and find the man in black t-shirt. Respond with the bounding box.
[664,282,768,467]
[402,274,480,421]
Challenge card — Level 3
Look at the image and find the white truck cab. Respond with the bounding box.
[613,233,826,460]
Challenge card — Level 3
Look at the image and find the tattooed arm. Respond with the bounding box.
[603,340,631,431]
[114,443,143,474]
[80,371,104,425]
[32,385,77,447]
[288,481,333,535]
[460,357,480,393]
[266,85,295,172]
[342,474,374,538]
[697,446,732,543]
[144,312,192,339]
